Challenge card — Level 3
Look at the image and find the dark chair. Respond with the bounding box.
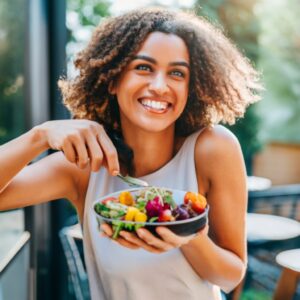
[246,185,300,298]
[59,224,90,300]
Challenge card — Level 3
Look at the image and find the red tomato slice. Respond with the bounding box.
[158,209,173,222]
[101,197,118,204]
[191,200,206,214]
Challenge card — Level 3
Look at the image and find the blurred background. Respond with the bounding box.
[0,0,299,300]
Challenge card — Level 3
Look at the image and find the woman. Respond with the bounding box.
[0,7,262,300]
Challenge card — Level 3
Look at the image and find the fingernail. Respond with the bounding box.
[112,170,119,176]
[137,229,144,237]
[156,227,163,234]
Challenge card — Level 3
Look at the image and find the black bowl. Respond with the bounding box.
[93,188,209,238]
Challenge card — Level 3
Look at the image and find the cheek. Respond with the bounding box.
[176,84,189,105]
[116,75,145,98]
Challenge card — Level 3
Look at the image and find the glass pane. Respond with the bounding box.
[0,0,26,144]
[0,210,25,259]
[0,0,26,231]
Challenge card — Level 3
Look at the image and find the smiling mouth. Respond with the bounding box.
[138,98,172,113]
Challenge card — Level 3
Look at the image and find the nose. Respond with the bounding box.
[148,72,169,95]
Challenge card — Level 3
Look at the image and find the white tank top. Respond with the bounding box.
[82,129,222,300]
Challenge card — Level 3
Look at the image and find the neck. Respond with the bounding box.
[121,124,176,178]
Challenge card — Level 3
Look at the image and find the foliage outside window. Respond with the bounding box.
[0,0,26,231]
[0,0,26,144]
[255,0,300,144]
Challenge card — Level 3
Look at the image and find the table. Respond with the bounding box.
[276,249,300,272]
[234,214,300,300]
[247,213,300,243]
[247,176,272,191]
[274,249,300,300]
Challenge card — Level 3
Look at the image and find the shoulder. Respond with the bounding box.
[195,125,241,158]
[194,125,244,190]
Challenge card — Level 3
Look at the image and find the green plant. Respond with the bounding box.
[194,0,263,173]
[241,288,272,300]
[255,0,300,144]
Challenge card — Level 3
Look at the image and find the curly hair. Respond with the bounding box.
[59,7,262,174]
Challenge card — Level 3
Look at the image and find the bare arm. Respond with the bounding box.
[180,125,247,292]
[0,127,82,211]
[0,120,120,212]
[0,150,85,211]
[0,127,47,193]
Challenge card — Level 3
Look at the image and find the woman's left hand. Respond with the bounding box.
[100,223,209,254]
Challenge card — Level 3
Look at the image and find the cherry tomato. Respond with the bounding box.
[191,200,206,214]
[101,197,118,204]
[158,209,174,222]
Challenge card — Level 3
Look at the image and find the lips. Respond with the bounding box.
[138,97,172,114]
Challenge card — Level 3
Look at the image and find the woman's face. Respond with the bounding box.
[111,31,190,134]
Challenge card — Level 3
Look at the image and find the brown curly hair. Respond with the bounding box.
[59,7,262,174]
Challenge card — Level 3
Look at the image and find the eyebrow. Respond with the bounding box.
[133,55,190,69]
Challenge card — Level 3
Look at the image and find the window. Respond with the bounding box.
[0,0,26,231]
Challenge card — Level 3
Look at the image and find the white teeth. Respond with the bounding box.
[141,99,168,110]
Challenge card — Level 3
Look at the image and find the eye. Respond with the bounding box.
[170,70,185,78]
[135,64,152,72]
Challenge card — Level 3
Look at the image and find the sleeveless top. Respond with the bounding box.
[82,129,222,300]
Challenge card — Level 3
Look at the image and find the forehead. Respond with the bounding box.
[136,31,189,63]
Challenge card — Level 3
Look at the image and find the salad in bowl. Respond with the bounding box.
[93,187,208,239]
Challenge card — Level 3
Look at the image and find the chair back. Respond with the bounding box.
[59,224,90,300]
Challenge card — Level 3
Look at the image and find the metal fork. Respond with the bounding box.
[116,173,149,187]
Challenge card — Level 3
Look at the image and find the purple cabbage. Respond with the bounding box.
[145,196,164,218]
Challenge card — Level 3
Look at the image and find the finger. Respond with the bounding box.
[136,229,173,252]
[61,139,77,163]
[202,224,209,235]
[100,230,140,249]
[96,128,120,175]
[100,232,108,237]
[155,227,182,248]
[70,135,90,169]
[100,223,113,236]
[85,131,104,172]
[192,224,209,239]
[115,236,141,249]
[120,231,165,253]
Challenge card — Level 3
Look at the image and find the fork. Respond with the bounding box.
[116,173,149,187]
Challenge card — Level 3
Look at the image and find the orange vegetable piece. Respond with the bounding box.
[119,191,134,206]
[184,192,197,204]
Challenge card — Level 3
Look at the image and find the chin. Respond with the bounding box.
[137,122,175,133]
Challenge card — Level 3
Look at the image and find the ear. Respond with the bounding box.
[108,81,117,95]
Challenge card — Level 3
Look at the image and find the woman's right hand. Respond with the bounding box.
[37,119,119,175]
